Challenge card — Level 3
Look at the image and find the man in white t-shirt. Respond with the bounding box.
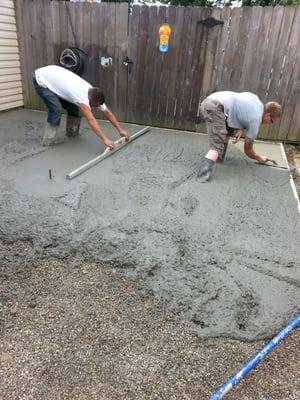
[197,91,282,181]
[33,65,128,148]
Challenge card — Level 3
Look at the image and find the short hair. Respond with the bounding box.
[265,101,282,119]
[89,87,105,104]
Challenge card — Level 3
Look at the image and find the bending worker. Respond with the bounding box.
[197,91,282,181]
[33,65,128,148]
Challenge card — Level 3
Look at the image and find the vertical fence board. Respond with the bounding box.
[150,6,168,127]
[139,6,158,125]
[172,6,193,128]
[157,5,176,128]
[220,8,242,90]
[127,4,139,123]
[14,0,29,105]
[195,7,223,133]
[239,7,263,92]
[212,7,231,92]
[182,7,210,131]
[198,7,222,98]
[266,6,296,140]
[115,3,128,121]
[135,5,150,124]
[277,7,300,141]
[165,6,185,128]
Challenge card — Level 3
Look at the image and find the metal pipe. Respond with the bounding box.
[210,314,300,400]
[66,126,150,180]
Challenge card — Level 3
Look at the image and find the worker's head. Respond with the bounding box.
[88,87,105,108]
[262,102,282,125]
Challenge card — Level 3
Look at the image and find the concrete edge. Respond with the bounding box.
[280,142,300,214]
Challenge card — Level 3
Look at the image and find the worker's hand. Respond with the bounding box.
[233,129,243,144]
[119,129,129,141]
[197,157,215,182]
[258,156,273,164]
[104,138,115,150]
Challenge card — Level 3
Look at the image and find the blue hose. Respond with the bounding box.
[210,314,300,400]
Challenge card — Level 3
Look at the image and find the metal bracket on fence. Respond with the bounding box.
[197,17,224,28]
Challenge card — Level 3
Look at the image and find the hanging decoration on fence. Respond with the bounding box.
[59,47,86,76]
[159,23,171,53]
[100,56,113,68]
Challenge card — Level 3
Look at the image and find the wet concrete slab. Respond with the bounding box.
[0,109,299,341]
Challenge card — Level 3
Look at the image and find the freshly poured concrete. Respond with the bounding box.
[0,109,299,341]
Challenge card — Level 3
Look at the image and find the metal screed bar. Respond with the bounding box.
[66,126,150,180]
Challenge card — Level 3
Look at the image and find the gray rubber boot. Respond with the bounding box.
[42,123,65,146]
[66,115,81,137]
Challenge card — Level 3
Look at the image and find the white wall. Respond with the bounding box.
[0,0,23,111]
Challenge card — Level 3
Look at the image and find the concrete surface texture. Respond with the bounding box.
[0,109,299,341]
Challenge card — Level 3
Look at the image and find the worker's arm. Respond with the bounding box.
[244,137,273,163]
[79,104,115,149]
[102,108,129,141]
[233,129,243,144]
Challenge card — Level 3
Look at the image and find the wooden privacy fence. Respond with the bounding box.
[14,1,300,142]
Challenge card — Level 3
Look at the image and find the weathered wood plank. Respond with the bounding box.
[265,6,296,140]
[162,6,184,128]
[115,2,128,121]
[102,3,116,116]
[155,6,176,127]
[211,7,231,92]
[172,6,193,128]
[276,7,300,142]
[134,5,155,125]
[13,0,30,105]
[127,5,140,123]
[180,7,210,131]
[91,2,107,120]
[188,7,212,131]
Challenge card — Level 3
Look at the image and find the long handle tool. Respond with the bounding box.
[66,126,150,180]
[210,314,300,400]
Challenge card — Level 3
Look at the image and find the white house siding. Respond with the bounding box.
[0,0,23,111]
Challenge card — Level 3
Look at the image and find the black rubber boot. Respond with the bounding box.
[66,115,81,137]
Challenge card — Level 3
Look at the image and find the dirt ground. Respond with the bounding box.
[0,109,300,399]
[285,144,300,198]
[1,241,299,400]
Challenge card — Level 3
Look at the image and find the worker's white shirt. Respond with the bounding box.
[35,65,107,111]
[208,91,264,140]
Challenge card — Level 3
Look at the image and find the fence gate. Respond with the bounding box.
[127,6,224,132]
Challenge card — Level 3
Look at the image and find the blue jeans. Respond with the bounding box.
[33,77,80,126]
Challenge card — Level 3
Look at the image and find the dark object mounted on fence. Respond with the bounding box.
[197,17,224,29]
[123,56,134,74]
[58,47,87,76]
